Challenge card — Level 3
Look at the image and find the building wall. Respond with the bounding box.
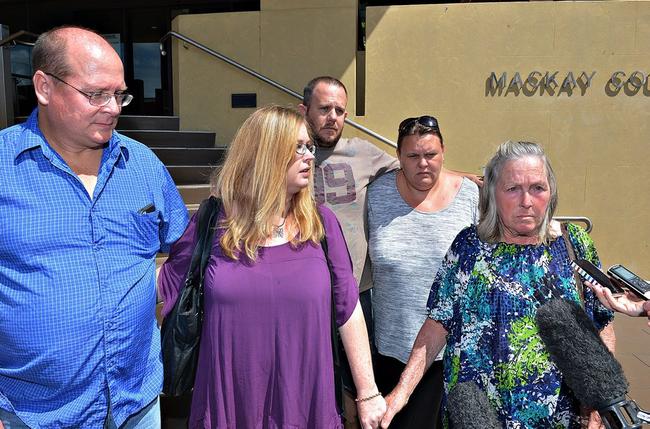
[365,2,650,282]
[173,0,649,282]
[172,0,358,142]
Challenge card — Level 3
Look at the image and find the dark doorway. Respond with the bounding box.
[125,8,169,115]
[2,0,259,117]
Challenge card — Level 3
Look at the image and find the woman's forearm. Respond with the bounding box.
[395,318,447,400]
[379,317,448,427]
[339,302,386,427]
[338,302,377,396]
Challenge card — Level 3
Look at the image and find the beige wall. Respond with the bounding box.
[172,0,357,143]
[172,2,649,274]
[172,11,264,144]
[365,2,650,280]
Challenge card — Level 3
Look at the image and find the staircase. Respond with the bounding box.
[114,115,225,275]
[13,114,223,209]
[116,115,225,212]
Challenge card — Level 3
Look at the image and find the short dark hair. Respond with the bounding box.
[396,119,444,152]
[32,25,99,78]
[302,76,347,106]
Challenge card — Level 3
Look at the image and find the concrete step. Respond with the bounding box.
[117,115,180,131]
[15,116,182,132]
[178,184,212,205]
[185,204,200,217]
[153,147,226,165]
[167,165,214,185]
[120,130,216,148]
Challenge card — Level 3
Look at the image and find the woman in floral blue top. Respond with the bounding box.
[381,141,615,429]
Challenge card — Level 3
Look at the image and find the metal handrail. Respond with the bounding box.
[159,30,396,147]
[0,30,38,48]
[554,216,593,233]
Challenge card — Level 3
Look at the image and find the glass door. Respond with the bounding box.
[123,8,169,116]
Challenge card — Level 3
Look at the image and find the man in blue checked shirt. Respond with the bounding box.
[0,26,188,428]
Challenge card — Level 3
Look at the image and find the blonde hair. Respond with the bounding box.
[212,105,324,260]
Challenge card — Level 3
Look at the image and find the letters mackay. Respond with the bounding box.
[487,70,650,96]
[487,71,597,95]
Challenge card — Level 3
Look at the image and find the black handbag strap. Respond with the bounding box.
[319,217,344,417]
[187,196,221,287]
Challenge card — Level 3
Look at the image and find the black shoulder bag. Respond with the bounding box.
[161,196,221,397]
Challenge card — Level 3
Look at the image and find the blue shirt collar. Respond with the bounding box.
[14,108,129,162]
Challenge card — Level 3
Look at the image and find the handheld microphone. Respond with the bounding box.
[536,298,650,429]
[447,381,501,429]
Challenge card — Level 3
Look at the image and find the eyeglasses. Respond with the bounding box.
[296,142,316,156]
[398,115,439,134]
[45,72,134,107]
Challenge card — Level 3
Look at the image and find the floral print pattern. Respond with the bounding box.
[427,224,613,428]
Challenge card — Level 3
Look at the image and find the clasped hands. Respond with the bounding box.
[356,385,410,429]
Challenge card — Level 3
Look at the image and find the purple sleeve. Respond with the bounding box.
[320,205,359,326]
[159,211,199,318]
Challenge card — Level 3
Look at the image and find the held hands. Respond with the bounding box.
[356,394,387,429]
[379,386,409,428]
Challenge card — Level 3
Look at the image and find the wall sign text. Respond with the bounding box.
[486,71,649,96]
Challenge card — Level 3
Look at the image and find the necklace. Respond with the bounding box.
[273,218,286,238]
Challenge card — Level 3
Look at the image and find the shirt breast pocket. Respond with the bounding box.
[129,210,161,254]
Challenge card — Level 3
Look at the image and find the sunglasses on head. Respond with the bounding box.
[398,115,439,134]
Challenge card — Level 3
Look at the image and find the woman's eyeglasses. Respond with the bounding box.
[398,115,439,134]
[296,142,316,156]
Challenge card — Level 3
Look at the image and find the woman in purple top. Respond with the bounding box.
[158,105,386,429]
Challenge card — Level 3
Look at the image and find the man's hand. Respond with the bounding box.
[450,170,483,187]
[465,173,484,187]
[357,394,387,429]
[380,387,409,428]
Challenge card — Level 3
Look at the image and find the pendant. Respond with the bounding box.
[274,225,284,238]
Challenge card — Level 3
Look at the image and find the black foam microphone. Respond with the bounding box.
[447,381,501,429]
[536,298,650,429]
